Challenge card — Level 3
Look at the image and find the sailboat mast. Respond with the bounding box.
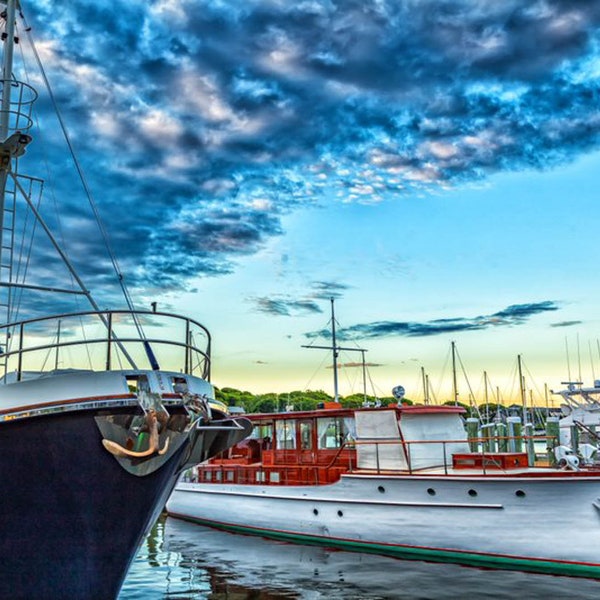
[451,341,458,406]
[330,297,339,403]
[518,354,528,423]
[484,370,489,421]
[360,348,367,404]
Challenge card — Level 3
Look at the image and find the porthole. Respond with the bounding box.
[313,508,319,516]
[427,488,436,496]
[515,490,526,498]
[468,489,477,497]
[337,510,344,517]
[378,486,385,494]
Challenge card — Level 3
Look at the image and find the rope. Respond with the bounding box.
[17,9,157,367]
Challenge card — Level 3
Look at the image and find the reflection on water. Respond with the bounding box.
[120,515,600,599]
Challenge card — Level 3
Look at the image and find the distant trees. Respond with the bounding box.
[216,387,543,421]
[214,387,408,413]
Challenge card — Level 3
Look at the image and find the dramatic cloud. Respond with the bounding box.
[310,281,351,300]
[253,297,323,317]
[11,1,600,310]
[251,280,351,316]
[306,301,560,340]
[551,320,583,328]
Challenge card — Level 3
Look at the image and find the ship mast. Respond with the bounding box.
[302,297,367,403]
[451,340,459,406]
[0,4,141,372]
[0,0,16,279]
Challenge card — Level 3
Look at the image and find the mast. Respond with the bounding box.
[359,348,367,405]
[330,297,339,402]
[518,354,528,423]
[0,0,17,284]
[484,370,489,422]
[302,297,366,403]
[421,366,429,405]
[451,341,458,406]
[0,0,15,139]
[0,7,140,372]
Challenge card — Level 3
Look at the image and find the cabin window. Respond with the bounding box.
[276,420,296,449]
[270,472,280,483]
[299,420,313,450]
[256,471,266,483]
[317,416,356,449]
[250,421,274,449]
[205,471,212,481]
[226,471,234,482]
[126,374,150,394]
[171,376,188,394]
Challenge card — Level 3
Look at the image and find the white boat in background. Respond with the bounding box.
[167,401,600,578]
[167,300,600,579]
[552,381,600,462]
[0,3,250,599]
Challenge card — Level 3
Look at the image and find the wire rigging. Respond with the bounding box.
[19,10,146,341]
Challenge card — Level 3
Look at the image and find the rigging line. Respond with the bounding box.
[366,367,379,401]
[507,358,519,409]
[20,14,146,341]
[9,179,42,339]
[455,346,481,418]
[565,337,572,382]
[521,359,549,424]
[433,345,451,403]
[303,350,330,394]
[9,172,138,369]
[12,33,97,370]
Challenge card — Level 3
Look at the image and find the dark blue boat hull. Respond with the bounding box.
[0,408,189,600]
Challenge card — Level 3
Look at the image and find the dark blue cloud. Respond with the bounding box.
[253,297,323,317]
[251,281,351,316]
[550,320,582,328]
[306,301,560,340]
[10,1,600,307]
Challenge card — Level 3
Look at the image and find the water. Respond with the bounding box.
[119,515,600,599]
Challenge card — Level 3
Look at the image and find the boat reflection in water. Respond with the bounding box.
[120,516,600,599]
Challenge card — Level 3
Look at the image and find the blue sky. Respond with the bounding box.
[9,0,600,405]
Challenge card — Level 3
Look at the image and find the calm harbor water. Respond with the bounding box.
[119,515,600,599]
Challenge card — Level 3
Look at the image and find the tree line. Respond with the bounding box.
[215,387,556,427]
[215,387,399,413]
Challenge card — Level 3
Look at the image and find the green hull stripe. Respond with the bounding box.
[171,514,600,579]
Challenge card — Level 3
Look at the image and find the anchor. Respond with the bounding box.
[102,409,170,458]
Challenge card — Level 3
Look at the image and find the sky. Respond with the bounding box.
[5,0,600,406]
